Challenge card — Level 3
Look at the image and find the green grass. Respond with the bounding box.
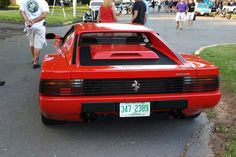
[200,44,236,94]
[232,14,236,19]
[200,44,236,157]
[225,142,236,157]
[0,5,88,25]
[205,109,217,120]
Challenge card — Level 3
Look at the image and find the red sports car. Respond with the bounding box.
[39,23,221,125]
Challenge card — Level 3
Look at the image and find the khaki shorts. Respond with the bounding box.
[175,12,186,22]
[28,27,46,49]
[187,12,195,20]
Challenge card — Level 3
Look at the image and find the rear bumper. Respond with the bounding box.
[39,91,221,121]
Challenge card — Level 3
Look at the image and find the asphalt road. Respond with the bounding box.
[0,13,236,157]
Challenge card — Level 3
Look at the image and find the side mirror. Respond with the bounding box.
[46,33,63,48]
[46,33,56,39]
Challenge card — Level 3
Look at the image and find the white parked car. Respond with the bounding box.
[222,2,236,13]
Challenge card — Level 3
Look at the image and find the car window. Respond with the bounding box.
[79,32,150,45]
[91,2,102,6]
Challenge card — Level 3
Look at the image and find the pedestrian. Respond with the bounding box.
[144,0,150,28]
[0,81,5,86]
[97,0,117,22]
[169,0,173,13]
[172,0,178,13]
[131,0,147,25]
[157,0,162,13]
[19,0,49,69]
[151,0,155,11]
[187,0,195,29]
[175,0,188,30]
[164,0,169,13]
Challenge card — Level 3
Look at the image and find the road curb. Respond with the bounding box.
[194,43,236,56]
[0,19,83,30]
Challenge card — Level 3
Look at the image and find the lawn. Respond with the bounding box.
[232,14,236,19]
[0,5,88,25]
[200,44,236,157]
[200,44,236,93]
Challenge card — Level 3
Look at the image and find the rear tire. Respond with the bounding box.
[184,112,201,119]
[41,114,64,125]
[172,111,201,119]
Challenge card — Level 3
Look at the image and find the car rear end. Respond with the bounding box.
[39,25,221,123]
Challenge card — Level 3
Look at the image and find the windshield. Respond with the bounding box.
[91,2,102,7]
[79,32,150,45]
[198,3,208,8]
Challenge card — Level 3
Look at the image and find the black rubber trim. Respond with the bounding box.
[79,45,177,66]
[72,35,79,64]
[82,100,187,113]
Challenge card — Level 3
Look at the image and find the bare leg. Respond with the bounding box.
[33,48,40,64]
[179,21,183,29]
[30,47,34,58]
[176,21,179,29]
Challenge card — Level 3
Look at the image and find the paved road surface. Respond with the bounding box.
[0,13,235,157]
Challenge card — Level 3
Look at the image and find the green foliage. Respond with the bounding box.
[200,44,236,94]
[0,5,88,25]
[205,109,217,120]
[0,0,10,9]
[81,0,90,5]
[224,142,236,157]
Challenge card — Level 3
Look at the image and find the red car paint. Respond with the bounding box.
[39,23,221,122]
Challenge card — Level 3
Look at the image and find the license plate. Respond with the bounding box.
[119,102,150,117]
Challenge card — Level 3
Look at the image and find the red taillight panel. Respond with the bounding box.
[40,80,83,96]
[183,76,219,92]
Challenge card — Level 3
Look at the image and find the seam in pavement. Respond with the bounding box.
[179,122,211,157]
[194,43,236,55]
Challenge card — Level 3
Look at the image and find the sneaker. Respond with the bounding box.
[33,64,41,69]
[0,81,5,86]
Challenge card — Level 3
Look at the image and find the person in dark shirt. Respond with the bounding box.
[187,0,195,29]
[131,0,146,25]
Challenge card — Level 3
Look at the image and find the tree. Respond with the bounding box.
[0,0,10,9]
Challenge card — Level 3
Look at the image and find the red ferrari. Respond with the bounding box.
[39,23,221,125]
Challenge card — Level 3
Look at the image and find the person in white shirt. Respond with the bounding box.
[19,0,49,69]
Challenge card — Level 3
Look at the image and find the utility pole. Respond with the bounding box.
[73,0,77,18]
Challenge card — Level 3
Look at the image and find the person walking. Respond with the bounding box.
[164,0,169,13]
[187,0,195,29]
[19,0,49,69]
[131,0,147,25]
[175,0,188,30]
[144,0,150,28]
[157,0,162,13]
[151,0,155,11]
[97,0,117,23]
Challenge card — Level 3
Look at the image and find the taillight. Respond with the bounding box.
[40,79,83,96]
[183,76,219,92]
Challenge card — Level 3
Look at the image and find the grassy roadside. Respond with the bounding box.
[232,14,236,19]
[0,5,88,26]
[200,44,236,157]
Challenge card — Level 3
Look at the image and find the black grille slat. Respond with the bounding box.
[82,78,184,96]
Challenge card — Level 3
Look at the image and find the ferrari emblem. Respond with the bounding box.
[132,80,140,92]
